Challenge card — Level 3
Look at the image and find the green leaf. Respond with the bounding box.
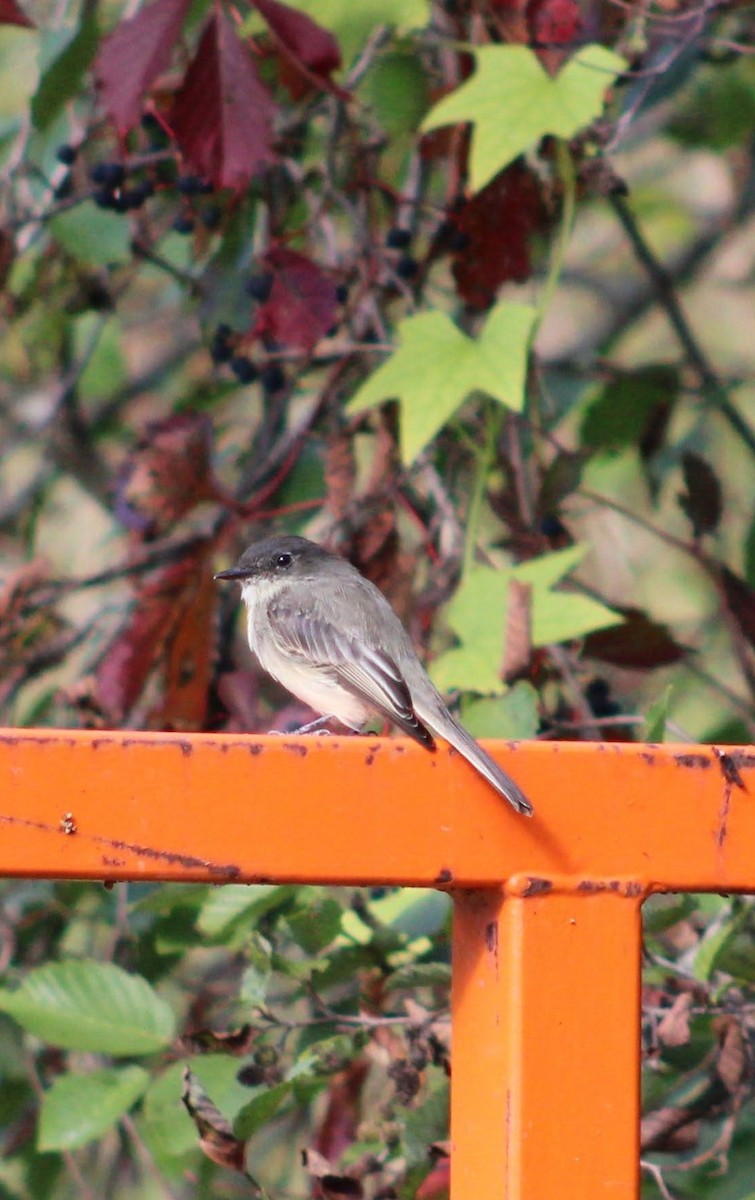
[233,1082,291,1140]
[431,545,620,694]
[346,302,536,464]
[32,16,98,130]
[285,895,342,953]
[37,1066,149,1151]
[0,961,175,1055]
[197,883,293,938]
[50,202,131,267]
[387,962,452,990]
[239,933,273,1007]
[460,682,540,740]
[422,44,626,192]
[401,1076,449,1167]
[644,685,673,743]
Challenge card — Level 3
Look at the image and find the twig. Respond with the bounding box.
[641,1160,678,1200]
[608,191,755,458]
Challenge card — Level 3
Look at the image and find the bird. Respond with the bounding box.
[215,534,532,815]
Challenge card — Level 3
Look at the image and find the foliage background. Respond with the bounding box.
[0,0,755,1195]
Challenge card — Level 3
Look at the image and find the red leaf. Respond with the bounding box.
[0,0,34,27]
[170,10,275,191]
[256,246,338,350]
[95,0,191,132]
[526,0,582,45]
[416,1157,450,1199]
[583,608,688,670]
[95,541,214,725]
[255,0,341,84]
[451,162,547,306]
[116,413,222,537]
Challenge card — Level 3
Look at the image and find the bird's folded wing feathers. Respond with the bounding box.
[268,606,434,747]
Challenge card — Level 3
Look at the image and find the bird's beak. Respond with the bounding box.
[214,566,248,581]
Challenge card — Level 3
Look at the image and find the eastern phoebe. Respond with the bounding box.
[215,535,532,815]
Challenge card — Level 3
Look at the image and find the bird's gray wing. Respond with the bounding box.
[268,604,435,748]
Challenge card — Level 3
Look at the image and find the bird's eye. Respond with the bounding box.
[275,552,293,569]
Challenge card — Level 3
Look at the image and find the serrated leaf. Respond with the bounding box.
[197,884,293,937]
[422,43,626,192]
[38,1066,149,1151]
[431,545,620,695]
[346,302,536,464]
[0,961,175,1055]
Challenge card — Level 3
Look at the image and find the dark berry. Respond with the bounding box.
[201,204,222,230]
[245,272,273,302]
[90,161,126,187]
[539,514,567,539]
[93,187,118,209]
[448,228,471,252]
[230,356,259,383]
[216,323,232,338]
[211,341,234,365]
[141,112,161,132]
[177,174,208,196]
[53,174,74,200]
[260,363,285,394]
[56,144,77,166]
[335,283,348,303]
[386,226,411,249]
[396,254,419,280]
[171,214,195,235]
[585,678,621,719]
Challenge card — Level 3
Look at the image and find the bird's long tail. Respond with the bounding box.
[423,710,533,815]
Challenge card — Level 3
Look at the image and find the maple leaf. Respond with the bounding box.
[346,302,536,464]
[431,545,621,695]
[0,0,33,26]
[255,246,338,350]
[422,43,626,192]
[255,0,342,89]
[170,9,275,191]
[95,0,191,132]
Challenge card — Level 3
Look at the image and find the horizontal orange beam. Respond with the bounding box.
[0,728,752,890]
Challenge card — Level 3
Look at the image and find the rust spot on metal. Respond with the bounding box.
[714,748,747,792]
[624,881,645,897]
[59,812,77,835]
[485,920,498,953]
[365,747,379,766]
[727,751,755,771]
[248,744,264,756]
[577,879,644,898]
[283,743,308,757]
[435,867,453,884]
[101,856,125,867]
[674,752,711,769]
[0,733,77,747]
[92,836,240,879]
[522,877,553,896]
[640,751,656,765]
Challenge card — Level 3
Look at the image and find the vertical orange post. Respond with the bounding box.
[452,881,644,1199]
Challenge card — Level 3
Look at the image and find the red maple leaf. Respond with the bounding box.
[451,161,547,307]
[95,0,191,132]
[255,246,338,351]
[0,0,34,27]
[170,9,276,191]
[255,0,341,87]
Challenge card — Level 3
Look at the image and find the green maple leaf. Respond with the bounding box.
[422,44,626,193]
[431,545,621,695]
[346,302,536,464]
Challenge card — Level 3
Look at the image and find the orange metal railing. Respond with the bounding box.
[1,729,753,1198]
